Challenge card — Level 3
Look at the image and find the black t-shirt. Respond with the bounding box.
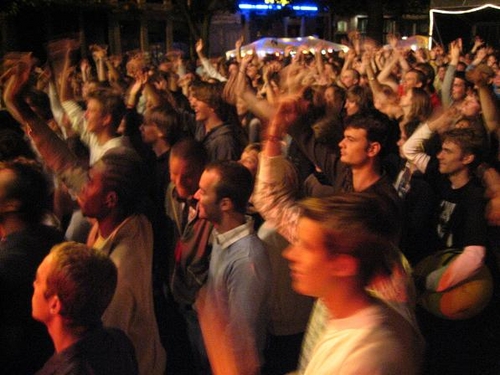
[425,158,487,250]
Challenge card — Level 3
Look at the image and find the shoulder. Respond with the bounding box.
[463,178,486,197]
[106,215,153,264]
[69,327,138,375]
[314,304,421,374]
[226,234,270,268]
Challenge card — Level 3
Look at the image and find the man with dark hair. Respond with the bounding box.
[284,193,423,374]
[195,161,272,375]
[260,100,402,242]
[33,242,138,375]
[0,158,64,374]
[181,80,246,162]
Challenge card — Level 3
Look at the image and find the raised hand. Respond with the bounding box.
[449,39,461,65]
[3,58,34,125]
[235,35,244,50]
[195,39,204,55]
[89,44,108,61]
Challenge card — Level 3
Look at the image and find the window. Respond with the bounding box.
[357,17,367,34]
[337,20,348,33]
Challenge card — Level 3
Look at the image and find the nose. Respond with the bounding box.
[283,244,296,262]
[170,173,179,187]
[193,188,201,200]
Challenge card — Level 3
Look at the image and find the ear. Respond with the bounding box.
[105,191,118,209]
[367,142,381,157]
[462,153,475,166]
[156,126,165,138]
[49,295,62,316]
[102,113,112,128]
[219,197,233,213]
[328,254,359,278]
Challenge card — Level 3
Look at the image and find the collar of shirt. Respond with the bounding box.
[214,216,255,250]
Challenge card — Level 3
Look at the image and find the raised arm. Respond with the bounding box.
[196,39,228,82]
[58,49,89,144]
[90,44,108,83]
[105,54,123,85]
[252,97,306,243]
[402,122,433,173]
[376,47,401,92]
[364,51,384,102]
[235,54,275,122]
[3,60,87,193]
[441,39,461,108]
[466,65,500,134]
[235,35,244,64]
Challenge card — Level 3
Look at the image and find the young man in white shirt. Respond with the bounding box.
[284,193,424,375]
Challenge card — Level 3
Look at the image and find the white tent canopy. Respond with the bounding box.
[429,1,500,48]
[430,0,500,9]
[225,36,349,59]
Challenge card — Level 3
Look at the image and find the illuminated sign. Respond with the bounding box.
[264,0,290,4]
[238,1,318,12]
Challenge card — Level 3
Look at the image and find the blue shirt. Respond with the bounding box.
[201,218,272,373]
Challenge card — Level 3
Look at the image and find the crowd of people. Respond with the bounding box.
[0,30,499,375]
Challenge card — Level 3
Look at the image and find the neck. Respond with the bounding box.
[48,320,84,353]
[448,169,471,189]
[351,164,381,192]
[95,129,116,146]
[214,212,246,235]
[393,107,405,121]
[204,115,223,133]
[97,211,128,238]
[323,280,374,319]
[152,141,170,158]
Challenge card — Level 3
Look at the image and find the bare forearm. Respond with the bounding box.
[477,85,499,133]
